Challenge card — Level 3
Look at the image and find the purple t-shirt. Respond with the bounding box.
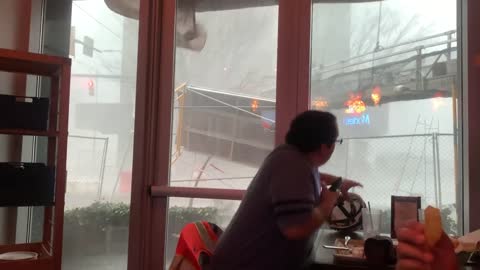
[210,144,322,270]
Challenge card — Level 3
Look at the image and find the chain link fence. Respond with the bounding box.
[322,133,460,234]
[66,136,109,206]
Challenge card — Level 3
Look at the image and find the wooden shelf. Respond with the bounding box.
[0,129,58,137]
[0,49,70,270]
[0,243,54,270]
[0,242,50,255]
[0,48,70,76]
[0,257,54,270]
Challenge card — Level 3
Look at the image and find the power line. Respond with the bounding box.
[73,3,122,41]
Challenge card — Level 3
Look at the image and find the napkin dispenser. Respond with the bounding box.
[364,236,397,265]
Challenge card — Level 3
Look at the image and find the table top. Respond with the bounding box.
[310,228,475,270]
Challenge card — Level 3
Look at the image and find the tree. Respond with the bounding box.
[350,3,431,58]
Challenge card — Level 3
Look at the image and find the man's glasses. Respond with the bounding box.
[336,138,343,145]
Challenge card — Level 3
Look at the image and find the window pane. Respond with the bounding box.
[63,1,138,269]
[310,0,461,234]
[165,198,240,268]
[170,1,278,189]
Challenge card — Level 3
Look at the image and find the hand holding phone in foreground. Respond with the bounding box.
[396,221,457,270]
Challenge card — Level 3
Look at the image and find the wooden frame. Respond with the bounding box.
[151,186,245,200]
[127,0,174,268]
[465,0,480,233]
[456,0,466,235]
[127,0,314,269]
[390,196,421,239]
[275,0,312,145]
[127,0,475,269]
[0,48,71,270]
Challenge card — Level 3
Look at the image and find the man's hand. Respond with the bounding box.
[318,183,340,217]
[396,222,457,270]
[340,179,363,199]
[318,173,362,199]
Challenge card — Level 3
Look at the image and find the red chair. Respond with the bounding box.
[169,221,223,270]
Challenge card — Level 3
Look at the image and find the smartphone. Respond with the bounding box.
[329,178,342,192]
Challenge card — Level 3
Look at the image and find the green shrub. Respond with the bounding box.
[64,201,130,231]
[63,201,219,257]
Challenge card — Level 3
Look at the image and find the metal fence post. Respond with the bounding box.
[434,133,443,208]
[432,133,439,207]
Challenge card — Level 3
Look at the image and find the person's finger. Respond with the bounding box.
[340,184,354,198]
[430,232,457,269]
[397,227,426,246]
[435,232,455,250]
[321,182,328,190]
[348,181,363,188]
[324,190,340,199]
[320,189,339,204]
[396,259,426,270]
[403,221,425,233]
[397,242,433,263]
[344,179,363,188]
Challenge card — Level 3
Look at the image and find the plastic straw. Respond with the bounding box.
[368,201,374,231]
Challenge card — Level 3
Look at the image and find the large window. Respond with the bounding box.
[63,1,139,270]
[166,0,278,266]
[170,1,278,190]
[129,0,469,269]
[310,0,461,234]
[0,0,472,269]
[0,1,139,268]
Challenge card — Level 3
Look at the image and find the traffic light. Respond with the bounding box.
[88,79,95,96]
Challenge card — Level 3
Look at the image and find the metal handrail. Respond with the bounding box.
[312,30,456,72]
[316,38,457,75]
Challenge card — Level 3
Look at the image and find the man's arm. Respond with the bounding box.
[270,151,341,240]
[319,172,363,196]
[319,172,339,185]
[281,207,327,240]
[280,184,339,240]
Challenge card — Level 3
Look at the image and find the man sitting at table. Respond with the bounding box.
[210,110,362,270]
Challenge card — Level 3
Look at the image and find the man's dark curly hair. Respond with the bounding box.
[285,110,338,153]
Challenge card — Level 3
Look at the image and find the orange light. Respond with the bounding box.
[251,99,259,112]
[344,93,366,114]
[371,86,382,106]
[432,92,445,111]
[312,97,329,110]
